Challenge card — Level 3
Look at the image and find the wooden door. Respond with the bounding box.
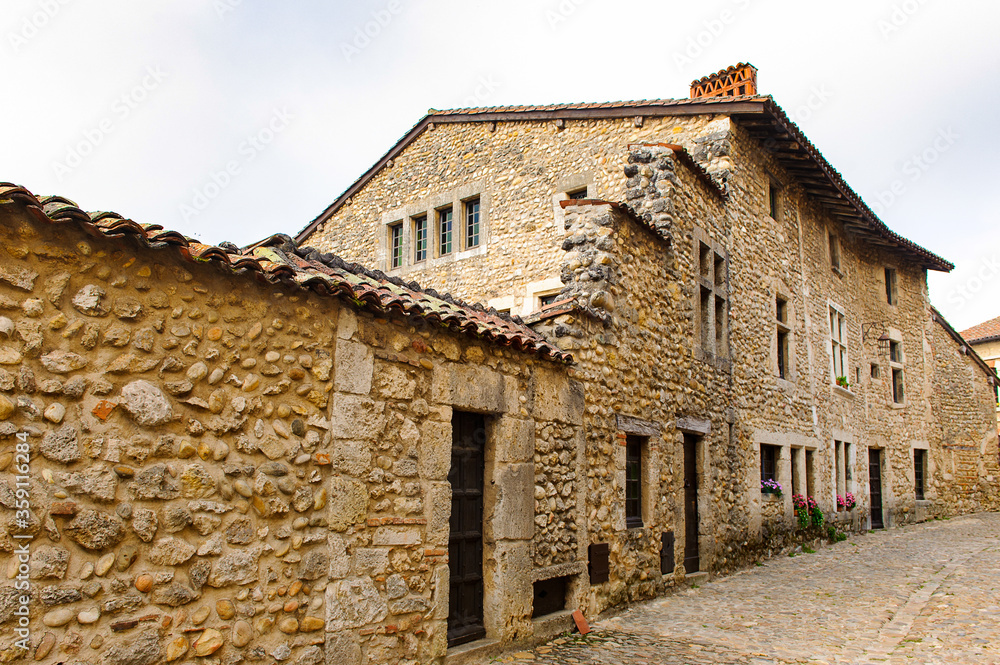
[447,412,486,647]
[683,434,700,573]
[869,448,884,529]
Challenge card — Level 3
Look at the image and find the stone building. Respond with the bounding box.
[298,62,1000,650]
[0,184,583,665]
[960,314,1000,431]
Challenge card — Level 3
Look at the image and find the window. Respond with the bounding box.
[829,231,841,271]
[830,306,848,386]
[889,339,905,404]
[625,435,643,528]
[568,187,588,199]
[438,207,453,256]
[413,215,428,263]
[696,237,729,359]
[767,182,780,220]
[885,267,898,305]
[870,364,881,379]
[776,296,790,380]
[464,198,480,249]
[389,223,403,269]
[892,368,905,404]
[538,293,560,308]
[760,444,779,487]
[834,440,852,499]
[914,449,926,500]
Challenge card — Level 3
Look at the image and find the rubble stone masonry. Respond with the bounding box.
[304,110,1000,626]
[0,202,583,665]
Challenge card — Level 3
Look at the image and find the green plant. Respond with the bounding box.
[802,546,816,554]
[826,525,847,542]
[811,505,824,528]
[836,375,850,389]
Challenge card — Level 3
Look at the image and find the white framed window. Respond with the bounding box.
[889,337,905,405]
[829,305,848,387]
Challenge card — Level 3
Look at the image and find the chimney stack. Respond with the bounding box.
[690,63,758,99]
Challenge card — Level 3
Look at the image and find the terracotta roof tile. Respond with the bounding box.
[0,183,571,364]
[960,315,1000,344]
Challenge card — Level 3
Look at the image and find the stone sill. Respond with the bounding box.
[775,377,798,392]
[832,385,854,399]
[890,402,906,410]
[761,492,783,502]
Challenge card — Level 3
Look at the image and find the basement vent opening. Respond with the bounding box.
[532,576,570,618]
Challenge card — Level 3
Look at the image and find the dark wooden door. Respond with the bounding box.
[869,448,884,529]
[448,412,486,647]
[683,434,700,573]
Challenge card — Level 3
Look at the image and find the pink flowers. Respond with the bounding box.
[837,493,857,510]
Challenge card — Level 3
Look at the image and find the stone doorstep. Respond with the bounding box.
[685,571,710,586]
[444,610,576,665]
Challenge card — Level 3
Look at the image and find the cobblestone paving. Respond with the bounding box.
[491,514,1000,664]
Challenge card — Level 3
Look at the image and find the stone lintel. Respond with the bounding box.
[616,414,661,437]
[530,560,585,583]
[676,416,711,435]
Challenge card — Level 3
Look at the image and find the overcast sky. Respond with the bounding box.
[3,0,997,331]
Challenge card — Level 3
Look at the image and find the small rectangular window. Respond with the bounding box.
[700,286,712,350]
[464,198,480,249]
[568,187,588,199]
[767,182,780,220]
[714,296,726,350]
[829,232,841,271]
[389,223,403,269]
[438,207,453,256]
[892,368,905,404]
[885,267,898,305]
[760,444,779,486]
[776,296,789,380]
[871,364,881,379]
[830,307,847,385]
[538,293,560,308]
[889,340,902,364]
[625,435,643,528]
[413,215,428,263]
[914,449,926,500]
[699,242,712,278]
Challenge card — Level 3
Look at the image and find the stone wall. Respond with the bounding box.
[301,109,1000,626]
[0,202,582,665]
[927,319,1000,516]
[305,115,728,315]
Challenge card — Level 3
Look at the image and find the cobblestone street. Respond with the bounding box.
[491,513,1000,664]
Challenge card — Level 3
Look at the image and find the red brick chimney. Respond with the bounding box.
[690,63,758,98]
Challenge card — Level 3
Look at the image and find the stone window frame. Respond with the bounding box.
[884,266,899,306]
[828,301,850,392]
[832,430,856,506]
[692,226,730,368]
[615,415,660,533]
[912,440,930,502]
[378,182,489,274]
[772,283,796,386]
[525,277,565,316]
[552,171,595,230]
[828,227,843,275]
[766,177,782,222]
[887,327,906,407]
[759,443,780,495]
